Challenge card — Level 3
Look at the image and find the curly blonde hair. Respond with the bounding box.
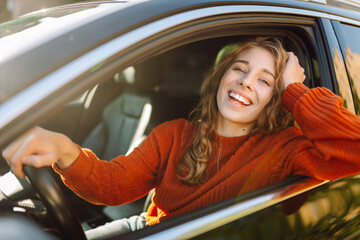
[177,37,294,185]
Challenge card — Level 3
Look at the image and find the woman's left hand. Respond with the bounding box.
[283,52,306,89]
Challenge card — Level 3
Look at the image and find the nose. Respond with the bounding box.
[239,75,254,91]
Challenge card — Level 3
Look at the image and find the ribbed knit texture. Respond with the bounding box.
[53,83,360,225]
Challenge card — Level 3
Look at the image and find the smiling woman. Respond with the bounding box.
[178,38,295,185]
[216,43,287,136]
[3,36,360,239]
[217,47,277,136]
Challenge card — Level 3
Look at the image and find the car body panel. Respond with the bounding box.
[192,176,360,239]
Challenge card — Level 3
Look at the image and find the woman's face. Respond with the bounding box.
[216,46,276,135]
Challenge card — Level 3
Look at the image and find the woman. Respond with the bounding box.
[3,37,360,238]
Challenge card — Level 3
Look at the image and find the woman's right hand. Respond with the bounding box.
[282,52,306,89]
[2,127,79,178]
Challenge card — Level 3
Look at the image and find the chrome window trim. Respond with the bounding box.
[1,4,359,133]
[141,179,329,240]
[330,13,360,26]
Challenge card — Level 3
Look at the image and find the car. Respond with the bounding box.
[0,0,360,239]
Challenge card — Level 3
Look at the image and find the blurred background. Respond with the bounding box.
[0,0,87,23]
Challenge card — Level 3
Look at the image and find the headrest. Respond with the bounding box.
[214,43,239,66]
[113,66,135,85]
[103,93,150,120]
[155,51,208,96]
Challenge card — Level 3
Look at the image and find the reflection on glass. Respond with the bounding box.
[285,178,360,239]
[338,23,360,115]
[344,47,360,114]
[0,3,125,62]
[333,48,355,113]
[194,177,360,239]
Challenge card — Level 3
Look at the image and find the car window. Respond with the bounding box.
[0,4,118,57]
[0,2,133,104]
[0,8,92,38]
[337,23,360,114]
[0,2,133,39]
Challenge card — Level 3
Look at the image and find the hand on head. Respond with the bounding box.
[2,127,79,178]
[282,52,306,89]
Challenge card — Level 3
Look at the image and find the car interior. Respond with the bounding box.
[0,31,317,236]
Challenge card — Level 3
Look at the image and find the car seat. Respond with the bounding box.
[82,67,153,220]
[82,92,151,159]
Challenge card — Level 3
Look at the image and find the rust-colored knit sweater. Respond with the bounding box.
[53,83,360,225]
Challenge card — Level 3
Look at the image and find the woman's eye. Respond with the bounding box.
[259,79,270,86]
[234,67,246,74]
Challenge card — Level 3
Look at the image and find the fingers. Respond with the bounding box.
[2,127,59,178]
[288,52,299,63]
[23,153,58,168]
[5,134,40,178]
[2,128,34,162]
[3,136,30,178]
[5,140,27,178]
[283,52,306,88]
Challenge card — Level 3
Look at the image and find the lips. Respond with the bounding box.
[228,90,252,106]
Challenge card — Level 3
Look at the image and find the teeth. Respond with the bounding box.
[229,92,251,106]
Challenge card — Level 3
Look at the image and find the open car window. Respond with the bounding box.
[34,31,318,234]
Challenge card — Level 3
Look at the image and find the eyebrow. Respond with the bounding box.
[234,60,276,79]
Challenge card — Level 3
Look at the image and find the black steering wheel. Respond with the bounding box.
[23,165,86,240]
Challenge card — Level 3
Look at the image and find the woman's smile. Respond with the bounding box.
[228,90,252,106]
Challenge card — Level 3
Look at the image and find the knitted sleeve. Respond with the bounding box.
[282,83,360,180]
[52,120,174,206]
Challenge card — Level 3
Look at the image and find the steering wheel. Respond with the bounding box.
[23,165,86,240]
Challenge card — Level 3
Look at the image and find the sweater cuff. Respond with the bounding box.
[52,145,93,182]
[282,83,310,113]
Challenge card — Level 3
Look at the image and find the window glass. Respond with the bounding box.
[0,3,124,60]
[339,23,360,114]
